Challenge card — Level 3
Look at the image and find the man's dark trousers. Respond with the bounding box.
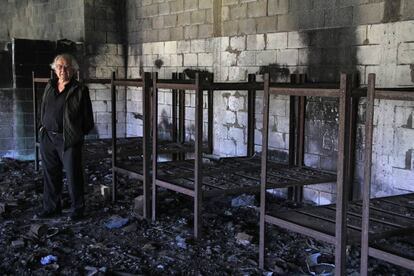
[40,129,84,214]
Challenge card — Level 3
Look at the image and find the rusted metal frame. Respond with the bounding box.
[259,73,270,269]
[269,87,340,97]
[152,72,159,221]
[32,73,51,171]
[172,73,178,143]
[82,79,111,84]
[265,215,336,244]
[178,73,186,160]
[156,82,197,90]
[194,73,203,238]
[347,95,359,200]
[113,79,143,86]
[113,166,144,180]
[288,96,296,166]
[111,72,118,202]
[205,82,263,91]
[334,73,351,276]
[361,77,414,274]
[247,74,256,157]
[142,72,152,219]
[360,74,375,276]
[369,248,414,271]
[155,179,195,197]
[293,93,306,202]
[32,72,40,171]
[375,90,414,101]
[207,74,214,155]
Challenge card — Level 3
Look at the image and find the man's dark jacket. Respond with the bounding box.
[40,78,94,150]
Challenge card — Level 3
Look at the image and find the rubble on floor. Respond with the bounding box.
[0,141,413,275]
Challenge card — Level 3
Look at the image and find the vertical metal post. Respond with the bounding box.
[259,73,270,269]
[151,72,159,221]
[172,72,178,143]
[247,74,256,157]
[360,74,376,276]
[347,95,359,200]
[194,73,203,238]
[111,72,117,202]
[32,72,39,171]
[178,73,186,160]
[207,73,214,154]
[142,72,152,219]
[335,73,351,276]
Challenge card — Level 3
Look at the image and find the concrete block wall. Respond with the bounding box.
[126,19,414,204]
[0,0,84,44]
[84,0,127,138]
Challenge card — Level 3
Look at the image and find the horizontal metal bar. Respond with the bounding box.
[269,87,340,97]
[113,166,143,180]
[83,79,111,84]
[265,215,336,244]
[155,82,198,90]
[33,77,49,83]
[376,90,414,101]
[203,82,264,91]
[113,80,144,87]
[369,247,414,270]
[155,179,195,197]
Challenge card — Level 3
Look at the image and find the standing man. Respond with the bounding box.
[37,53,94,220]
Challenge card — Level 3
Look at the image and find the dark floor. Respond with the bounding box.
[0,141,412,275]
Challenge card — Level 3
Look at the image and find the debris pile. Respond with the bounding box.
[0,140,412,275]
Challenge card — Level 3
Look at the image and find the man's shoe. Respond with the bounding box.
[35,208,61,219]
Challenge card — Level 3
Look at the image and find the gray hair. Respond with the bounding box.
[50,53,79,71]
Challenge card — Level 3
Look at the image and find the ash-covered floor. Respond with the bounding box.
[0,140,412,275]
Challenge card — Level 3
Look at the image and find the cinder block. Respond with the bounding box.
[398,42,414,64]
[356,45,381,65]
[198,24,213,38]
[164,14,177,28]
[184,53,198,66]
[222,20,238,36]
[221,51,237,66]
[222,0,238,6]
[177,12,191,26]
[256,50,277,65]
[236,110,248,127]
[198,53,213,66]
[277,49,298,65]
[159,2,170,15]
[247,0,267,18]
[164,41,177,54]
[230,3,247,20]
[238,18,257,35]
[184,0,198,11]
[106,55,124,67]
[256,16,277,33]
[153,16,164,29]
[247,34,265,50]
[222,6,230,21]
[184,25,199,39]
[170,0,184,13]
[395,65,414,86]
[216,138,237,156]
[191,39,206,53]
[267,32,288,49]
[287,31,309,48]
[269,131,287,149]
[237,51,256,66]
[223,110,236,124]
[229,127,245,144]
[199,0,213,9]
[277,14,299,31]
[228,95,245,111]
[171,26,184,40]
[177,40,191,53]
[268,0,288,15]
[191,10,206,24]
[229,66,247,81]
[353,2,385,25]
[230,35,246,51]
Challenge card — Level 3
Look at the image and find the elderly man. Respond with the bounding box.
[37,53,94,220]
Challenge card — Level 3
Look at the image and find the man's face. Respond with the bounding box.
[54,57,74,82]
